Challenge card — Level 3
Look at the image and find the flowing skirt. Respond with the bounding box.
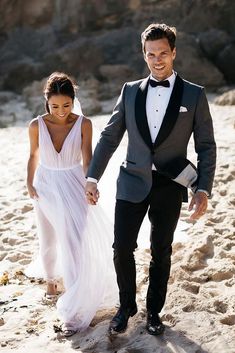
[26,164,118,330]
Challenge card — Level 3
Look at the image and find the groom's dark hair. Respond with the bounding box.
[141,23,176,53]
[44,72,78,113]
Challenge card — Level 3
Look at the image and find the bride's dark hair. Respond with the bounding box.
[44,72,78,113]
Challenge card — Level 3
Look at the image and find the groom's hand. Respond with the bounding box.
[188,191,208,220]
[85,182,100,205]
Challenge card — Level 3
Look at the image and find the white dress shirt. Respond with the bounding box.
[146,71,176,143]
[146,71,176,170]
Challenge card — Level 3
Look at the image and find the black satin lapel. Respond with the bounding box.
[135,78,153,150]
[154,75,184,148]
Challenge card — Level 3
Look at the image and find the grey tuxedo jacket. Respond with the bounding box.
[87,75,216,203]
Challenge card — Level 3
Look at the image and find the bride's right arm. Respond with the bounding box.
[27,119,39,199]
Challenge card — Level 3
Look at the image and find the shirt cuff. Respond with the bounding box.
[87,177,98,183]
[196,189,209,197]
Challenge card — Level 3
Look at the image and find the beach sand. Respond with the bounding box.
[0,95,234,352]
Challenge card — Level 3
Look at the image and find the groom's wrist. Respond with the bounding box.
[196,189,209,197]
[87,177,98,183]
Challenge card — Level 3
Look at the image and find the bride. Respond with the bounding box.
[26,72,117,336]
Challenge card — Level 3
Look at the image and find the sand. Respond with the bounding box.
[0,94,234,352]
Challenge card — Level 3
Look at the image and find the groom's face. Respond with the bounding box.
[144,38,176,81]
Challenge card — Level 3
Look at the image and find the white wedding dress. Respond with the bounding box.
[26,115,117,331]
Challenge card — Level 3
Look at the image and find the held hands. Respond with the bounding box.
[27,184,39,200]
[188,191,208,220]
[85,182,100,205]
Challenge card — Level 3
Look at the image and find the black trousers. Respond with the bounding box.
[113,172,183,313]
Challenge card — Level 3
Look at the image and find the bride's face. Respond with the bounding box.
[48,94,73,120]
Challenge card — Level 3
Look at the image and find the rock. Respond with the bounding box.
[2,59,45,93]
[78,78,102,116]
[45,38,103,79]
[216,44,235,82]
[179,0,235,33]
[0,95,31,126]
[0,0,53,33]
[214,89,235,105]
[100,97,118,113]
[98,64,135,99]
[198,29,231,59]
[99,64,134,81]
[0,91,18,103]
[174,33,225,88]
[22,79,46,116]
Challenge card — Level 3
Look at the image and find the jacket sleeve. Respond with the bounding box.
[193,88,216,196]
[86,83,127,181]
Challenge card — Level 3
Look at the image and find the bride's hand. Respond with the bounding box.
[27,184,39,200]
[85,182,99,205]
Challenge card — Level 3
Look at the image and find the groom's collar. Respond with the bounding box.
[149,71,176,88]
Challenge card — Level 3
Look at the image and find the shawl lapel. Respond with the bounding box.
[135,77,153,151]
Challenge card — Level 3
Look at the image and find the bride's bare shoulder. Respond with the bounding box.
[28,117,38,129]
[28,114,48,130]
[81,116,92,127]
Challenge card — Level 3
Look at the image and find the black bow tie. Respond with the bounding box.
[149,79,170,88]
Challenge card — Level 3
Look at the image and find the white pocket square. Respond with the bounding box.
[179,106,188,112]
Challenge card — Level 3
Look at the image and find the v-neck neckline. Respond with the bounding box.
[41,116,80,154]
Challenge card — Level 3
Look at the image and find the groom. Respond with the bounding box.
[85,23,216,335]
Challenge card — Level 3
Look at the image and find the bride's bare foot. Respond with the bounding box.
[61,323,78,337]
[46,280,57,297]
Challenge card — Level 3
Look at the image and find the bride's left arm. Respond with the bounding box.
[81,117,92,175]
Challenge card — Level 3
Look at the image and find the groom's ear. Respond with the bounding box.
[143,51,148,63]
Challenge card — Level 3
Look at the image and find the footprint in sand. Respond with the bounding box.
[214,226,232,235]
[2,237,19,246]
[229,199,235,207]
[220,315,235,326]
[20,205,33,214]
[181,281,199,294]
[19,259,31,265]
[213,300,228,313]
[6,252,28,262]
[162,313,179,326]
[20,250,32,255]
[2,213,15,221]
[207,215,226,224]
[0,227,10,232]
[0,252,7,261]
[211,200,218,208]
[219,189,227,196]
[24,235,36,240]
[220,163,230,169]
[1,201,11,207]
[14,216,25,221]
[209,269,233,281]
[182,302,196,312]
[219,248,235,256]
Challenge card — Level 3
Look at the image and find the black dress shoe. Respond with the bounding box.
[108,306,137,334]
[146,312,165,335]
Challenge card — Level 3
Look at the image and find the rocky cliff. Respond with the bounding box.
[0,0,234,116]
